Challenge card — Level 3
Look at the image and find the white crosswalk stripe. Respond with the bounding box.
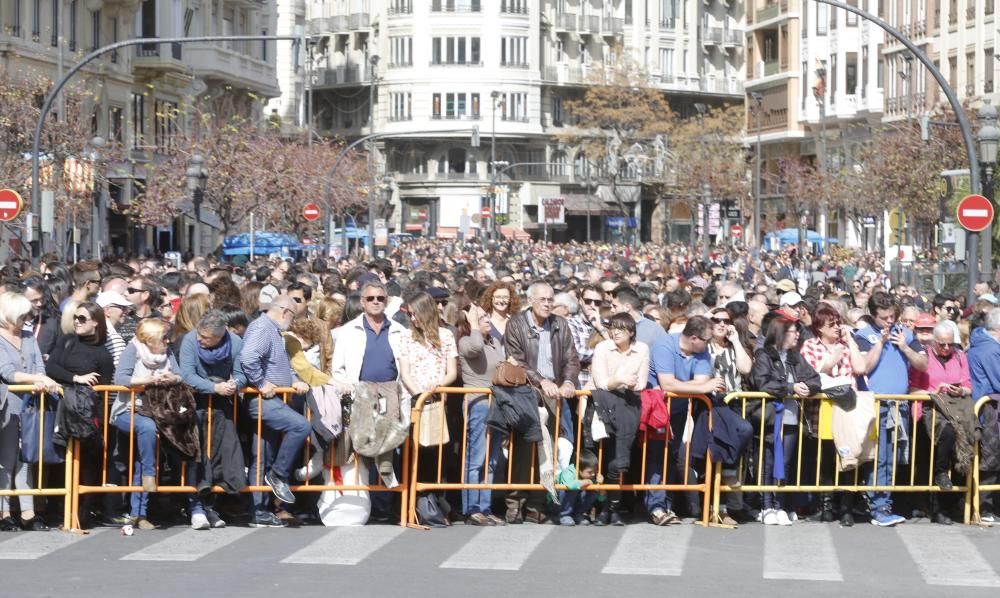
[282,526,404,565]
[121,528,257,562]
[602,525,693,576]
[0,529,101,559]
[897,525,1000,587]
[440,525,553,570]
[763,524,843,582]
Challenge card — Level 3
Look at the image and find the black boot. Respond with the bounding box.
[594,501,610,526]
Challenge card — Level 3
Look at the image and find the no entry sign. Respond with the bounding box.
[956,194,994,232]
[0,189,24,222]
[303,202,321,221]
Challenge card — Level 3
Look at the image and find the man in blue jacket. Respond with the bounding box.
[968,308,1000,523]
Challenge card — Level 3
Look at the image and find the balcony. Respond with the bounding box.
[755,0,788,22]
[186,44,280,96]
[328,15,349,30]
[602,17,624,34]
[556,12,578,30]
[660,17,676,30]
[315,64,368,86]
[698,77,744,95]
[430,114,483,121]
[388,3,412,15]
[543,63,587,84]
[348,13,370,29]
[724,28,744,45]
[133,42,185,74]
[500,61,530,68]
[702,26,724,44]
[764,59,780,76]
[500,114,529,122]
[500,2,528,14]
[579,15,600,32]
[429,60,485,67]
[431,0,482,12]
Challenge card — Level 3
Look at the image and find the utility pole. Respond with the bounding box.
[752,92,763,249]
[815,59,827,256]
[694,103,709,260]
[366,54,380,257]
[490,90,501,242]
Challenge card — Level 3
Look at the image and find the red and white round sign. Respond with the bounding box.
[956,194,994,232]
[0,189,24,222]
[481,206,491,219]
[730,223,743,238]
[303,202,321,222]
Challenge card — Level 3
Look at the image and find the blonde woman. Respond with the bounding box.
[172,293,212,348]
[111,318,181,530]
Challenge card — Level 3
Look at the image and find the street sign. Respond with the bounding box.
[303,202,321,221]
[726,208,741,220]
[956,194,994,232]
[0,189,24,222]
[730,223,743,238]
[481,206,491,219]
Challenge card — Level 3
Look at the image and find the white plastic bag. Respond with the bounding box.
[318,456,371,526]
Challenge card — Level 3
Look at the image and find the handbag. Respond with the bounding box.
[492,361,527,387]
[418,399,451,447]
[415,493,450,528]
[20,393,64,465]
[821,373,857,411]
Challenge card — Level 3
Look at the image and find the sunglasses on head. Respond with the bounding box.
[364,295,386,303]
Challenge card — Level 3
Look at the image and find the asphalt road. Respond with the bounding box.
[2,518,999,598]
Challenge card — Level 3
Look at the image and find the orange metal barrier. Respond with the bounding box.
[712,392,973,526]
[971,396,999,525]
[408,387,714,527]
[0,386,74,531]
[70,386,408,530]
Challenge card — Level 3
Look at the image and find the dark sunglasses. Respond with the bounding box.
[127,287,145,294]
[711,317,731,324]
[291,297,304,303]
[364,295,386,303]
[73,315,90,324]
[436,299,449,306]
[583,298,602,306]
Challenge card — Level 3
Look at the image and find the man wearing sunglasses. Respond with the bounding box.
[285,282,312,318]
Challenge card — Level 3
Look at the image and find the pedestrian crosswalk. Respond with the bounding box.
[2,522,999,588]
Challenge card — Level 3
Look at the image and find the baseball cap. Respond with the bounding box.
[96,291,133,309]
[779,292,805,307]
[776,279,797,293]
[914,313,937,329]
[979,293,999,305]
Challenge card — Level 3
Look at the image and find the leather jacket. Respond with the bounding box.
[504,310,581,388]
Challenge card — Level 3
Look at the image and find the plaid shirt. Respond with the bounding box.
[567,314,597,388]
[799,337,855,437]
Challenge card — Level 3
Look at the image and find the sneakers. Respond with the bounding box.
[132,516,156,530]
[264,470,296,505]
[870,510,906,527]
[101,513,131,527]
[761,509,779,525]
[575,515,592,526]
[775,509,793,526]
[205,508,226,529]
[191,513,210,530]
[559,515,576,526]
[981,512,997,523]
[249,511,287,528]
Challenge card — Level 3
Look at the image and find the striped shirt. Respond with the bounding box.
[240,314,295,387]
[105,323,127,368]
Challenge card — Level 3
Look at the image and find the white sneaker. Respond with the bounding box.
[191,513,210,530]
[762,509,779,525]
[787,510,798,523]
[775,510,793,526]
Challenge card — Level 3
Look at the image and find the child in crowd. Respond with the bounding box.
[556,448,605,526]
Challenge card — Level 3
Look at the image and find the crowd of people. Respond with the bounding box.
[0,238,998,532]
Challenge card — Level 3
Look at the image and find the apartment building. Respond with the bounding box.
[0,0,279,258]
[298,0,744,242]
[744,0,883,248]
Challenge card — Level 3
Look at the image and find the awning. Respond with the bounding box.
[437,226,458,239]
[500,226,532,241]
[559,194,618,216]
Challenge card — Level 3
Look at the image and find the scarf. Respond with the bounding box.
[133,339,169,371]
[197,332,232,366]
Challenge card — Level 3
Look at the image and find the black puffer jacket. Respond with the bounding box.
[746,346,821,432]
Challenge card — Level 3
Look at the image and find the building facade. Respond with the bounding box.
[0,0,279,260]
[296,0,745,243]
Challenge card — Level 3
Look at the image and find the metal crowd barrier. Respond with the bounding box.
[0,386,74,531]
[408,387,714,528]
[70,386,409,530]
[971,395,999,525]
[712,392,973,526]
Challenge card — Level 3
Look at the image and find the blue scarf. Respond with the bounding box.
[197,332,232,366]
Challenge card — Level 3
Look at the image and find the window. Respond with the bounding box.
[801,0,808,36]
[625,0,632,24]
[390,92,412,120]
[501,36,528,66]
[830,54,837,104]
[660,0,676,28]
[861,46,868,98]
[431,92,480,119]
[817,2,828,34]
[847,0,858,24]
[12,0,21,36]
[501,0,527,13]
[552,94,563,125]
[390,36,412,66]
[987,48,995,92]
[500,92,528,121]
[433,93,441,118]
[967,51,975,94]
[68,0,77,51]
[431,0,481,12]
[131,92,146,148]
[109,106,123,143]
[111,16,118,62]
[802,61,808,109]
[431,36,480,64]
[659,48,674,79]
[154,99,178,150]
[846,52,858,94]
[49,0,56,45]
[91,10,100,52]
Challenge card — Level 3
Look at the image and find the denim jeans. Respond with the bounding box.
[463,397,503,516]
[761,425,798,511]
[558,489,598,519]
[113,412,157,517]
[245,395,311,512]
[867,404,906,515]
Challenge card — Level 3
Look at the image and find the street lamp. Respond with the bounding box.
[366,54,380,256]
[185,153,208,257]
[976,101,999,297]
[751,92,763,249]
[814,59,828,255]
[490,90,502,241]
[694,102,709,260]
